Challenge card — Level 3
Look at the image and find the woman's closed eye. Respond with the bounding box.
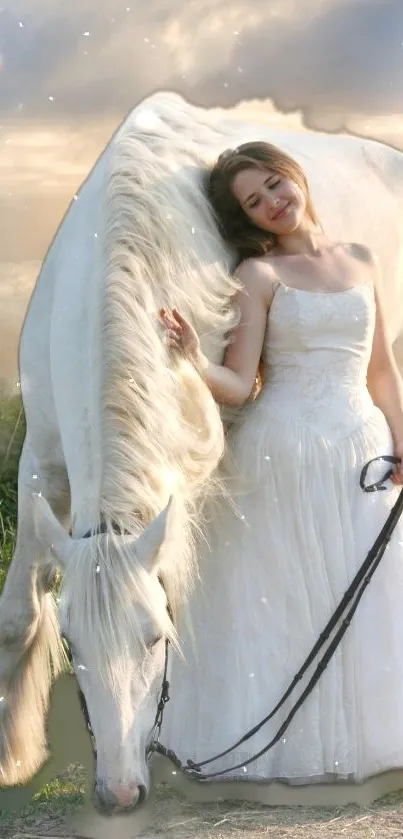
[249,179,281,208]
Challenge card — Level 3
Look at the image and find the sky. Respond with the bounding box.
[0,0,402,383]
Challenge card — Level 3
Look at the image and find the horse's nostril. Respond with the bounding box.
[138,783,147,805]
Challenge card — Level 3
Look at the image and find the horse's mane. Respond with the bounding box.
[86,95,244,645]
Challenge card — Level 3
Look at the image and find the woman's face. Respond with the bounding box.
[231,166,307,235]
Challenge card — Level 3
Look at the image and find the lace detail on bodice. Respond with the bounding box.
[260,282,376,442]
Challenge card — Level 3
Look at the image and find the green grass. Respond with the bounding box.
[0,765,87,838]
[0,389,25,593]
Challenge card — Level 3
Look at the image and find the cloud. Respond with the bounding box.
[0,0,401,129]
[0,261,40,381]
[0,122,111,262]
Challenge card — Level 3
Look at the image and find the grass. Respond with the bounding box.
[0,766,87,839]
[142,785,403,838]
[3,778,403,839]
[0,388,24,593]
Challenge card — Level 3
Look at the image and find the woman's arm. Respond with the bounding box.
[367,253,403,483]
[160,261,274,407]
[198,263,273,406]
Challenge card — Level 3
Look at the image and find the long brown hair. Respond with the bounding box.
[206,141,319,261]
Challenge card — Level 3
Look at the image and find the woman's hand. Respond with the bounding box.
[391,441,403,485]
[159,308,202,363]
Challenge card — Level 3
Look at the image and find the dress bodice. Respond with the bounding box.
[260,281,376,442]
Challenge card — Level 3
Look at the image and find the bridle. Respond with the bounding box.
[63,455,403,780]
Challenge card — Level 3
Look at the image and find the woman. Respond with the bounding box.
[160,142,403,784]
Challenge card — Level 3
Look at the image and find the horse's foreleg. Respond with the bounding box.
[0,438,70,786]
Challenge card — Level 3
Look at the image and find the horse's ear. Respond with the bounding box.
[132,497,176,570]
[32,492,71,569]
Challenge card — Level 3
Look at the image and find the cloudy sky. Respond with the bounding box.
[1,0,402,119]
[0,0,402,383]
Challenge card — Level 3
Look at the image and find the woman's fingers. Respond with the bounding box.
[391,467,403,485]
[172,307,185,324]
[159,308,196,355]
[160,308,183,333]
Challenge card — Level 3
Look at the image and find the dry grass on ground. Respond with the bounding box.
[2,767,403,839]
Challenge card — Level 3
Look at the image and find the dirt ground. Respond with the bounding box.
[2,770,403,839]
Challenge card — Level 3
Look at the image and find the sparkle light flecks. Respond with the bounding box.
[96,565,100,574]
[265,455,271,461]
[77,664,88,671]
[32,474,38,480]
[16,760,21,767]
[172,770,177,775]
[261,596,267,604]
[248,672,255,678]
[19,21,24,28]
[0,697,4,703]
[73,194,79,201]
[223,82,229,88]
[83,31,91,38]
[191,226,195,235]
[48,96,54,102]
[335,760,339,766]
[243,766,248,773]
[282,738,287,744]
[94,232,98,238]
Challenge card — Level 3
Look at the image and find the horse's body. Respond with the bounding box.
[1,92,403,812]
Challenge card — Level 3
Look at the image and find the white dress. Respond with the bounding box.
[163,279,403,784]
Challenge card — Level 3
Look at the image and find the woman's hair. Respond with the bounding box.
[206,141,320,260]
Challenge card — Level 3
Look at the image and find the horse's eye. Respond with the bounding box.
[147,635,163,650]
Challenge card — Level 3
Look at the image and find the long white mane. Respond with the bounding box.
[94,98,248,628]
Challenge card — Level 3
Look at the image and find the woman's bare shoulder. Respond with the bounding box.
[342,241,379,266]
[234,256,279,295]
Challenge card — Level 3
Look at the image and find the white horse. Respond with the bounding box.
[0,92,402,814]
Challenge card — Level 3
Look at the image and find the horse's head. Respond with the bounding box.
[33,492,178,814]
